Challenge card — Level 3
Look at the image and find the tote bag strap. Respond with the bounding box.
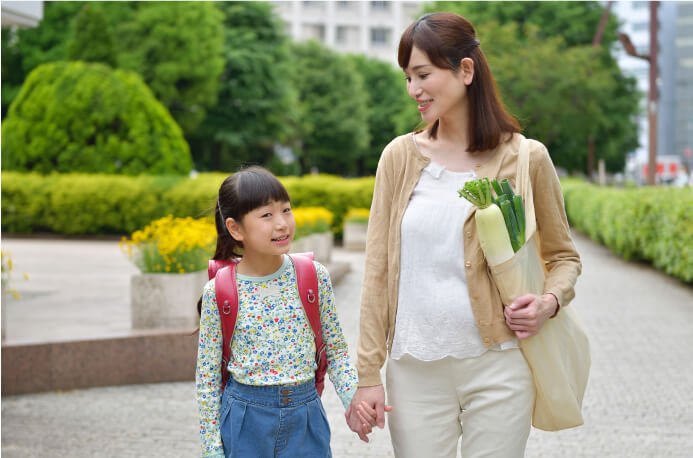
[515,138,536,241]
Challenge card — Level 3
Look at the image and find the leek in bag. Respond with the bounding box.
[457,177,524,266]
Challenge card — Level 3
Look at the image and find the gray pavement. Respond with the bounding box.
[2,232,693,457]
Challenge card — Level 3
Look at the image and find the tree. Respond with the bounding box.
[1,61,192,175]
[425,2,639,173]
[288,41,369,175]
[430,1,620,48]
[116,2,225,135]
[188,2,297,172]
[67,3,117,67]
[1,1,86,117]
[345,54,418,175]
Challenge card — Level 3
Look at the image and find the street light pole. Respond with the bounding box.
[647,1,659,186]
[618,1,659,186]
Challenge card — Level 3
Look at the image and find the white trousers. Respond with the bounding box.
[386,349,535,458]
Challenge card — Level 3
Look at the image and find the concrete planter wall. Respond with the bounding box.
[1,291,6,342]
[343,222,368,250]
[131,271,208,329]
[291,232,333,264]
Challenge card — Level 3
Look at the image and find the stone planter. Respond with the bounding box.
[343,222,368,250]
[291,232,333,264]
[131,270,208,329]
[1,291,6,342]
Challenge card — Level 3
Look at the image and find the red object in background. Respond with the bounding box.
[669,163,678,174]
[685,147,692,158]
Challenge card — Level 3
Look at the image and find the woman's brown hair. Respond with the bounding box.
[398,12,520,152]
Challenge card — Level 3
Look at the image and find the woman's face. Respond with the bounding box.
[404,46,471,124]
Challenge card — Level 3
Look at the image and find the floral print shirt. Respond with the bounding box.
[195,255,358,457]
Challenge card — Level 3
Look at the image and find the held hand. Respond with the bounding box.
[345,385,392,442]
[504,293,558,339]
[345,403,372,441]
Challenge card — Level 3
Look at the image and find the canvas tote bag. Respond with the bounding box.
[489,138,591,431]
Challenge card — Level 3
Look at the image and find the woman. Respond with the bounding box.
[345,12,581,457]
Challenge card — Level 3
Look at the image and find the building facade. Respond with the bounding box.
[271,1,421,66]
[614,1,693,177]
[1,1,43,28]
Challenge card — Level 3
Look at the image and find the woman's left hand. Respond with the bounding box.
[503,293,558,339]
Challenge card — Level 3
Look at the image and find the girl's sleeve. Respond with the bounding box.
[315,261,359,409]
[195,280,226,458]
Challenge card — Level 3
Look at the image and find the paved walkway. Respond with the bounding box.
[2,233,692,457]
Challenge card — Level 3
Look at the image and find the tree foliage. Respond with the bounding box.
[188,2,297,172]
[116,2,225,134]
[345,54,417,175]
[1,62,192,175]
[426,1,640,173]
[67,3,117,67]
[1,2,225,136]
[289,41,369,175]
[1,2,85,117]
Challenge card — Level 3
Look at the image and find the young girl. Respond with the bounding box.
[196,166,358,457]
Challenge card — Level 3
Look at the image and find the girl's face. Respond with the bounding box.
[404,46,473,124]
[229,200,295,258]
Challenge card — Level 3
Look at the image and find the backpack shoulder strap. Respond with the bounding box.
[289,252,327,395]
[214,261,240,390]
[290,253,320,339]
[208,259,237,281]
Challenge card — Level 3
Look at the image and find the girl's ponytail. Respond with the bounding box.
[213,198,243,260]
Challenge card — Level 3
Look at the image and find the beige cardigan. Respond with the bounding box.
[356,133,582,386]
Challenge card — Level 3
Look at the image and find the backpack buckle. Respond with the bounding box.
[307,289,316,304]
[222,300,231,315]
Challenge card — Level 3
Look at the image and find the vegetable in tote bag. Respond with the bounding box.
[488,138,590,431]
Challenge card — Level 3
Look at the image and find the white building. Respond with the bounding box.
[1,1,43,28]
[271,1,422,66]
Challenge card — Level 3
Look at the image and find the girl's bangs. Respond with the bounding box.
[235,169,290,217]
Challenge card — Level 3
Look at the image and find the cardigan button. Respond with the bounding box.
[465,231,472,239]
[464,261,472,268]
[483,337,490,344]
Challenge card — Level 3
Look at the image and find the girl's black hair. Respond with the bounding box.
[196,166,291,316]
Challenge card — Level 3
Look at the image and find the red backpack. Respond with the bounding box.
[207,253,328,396]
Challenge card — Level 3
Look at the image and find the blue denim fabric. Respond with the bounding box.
[220,378,332,458]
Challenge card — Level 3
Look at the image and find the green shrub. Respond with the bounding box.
[563,179,693,283]
[1,61,192,175]
[1,172,376,238]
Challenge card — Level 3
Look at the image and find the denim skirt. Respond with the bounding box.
[220,377,332,458]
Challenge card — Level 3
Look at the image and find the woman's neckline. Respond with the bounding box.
[411,132,476,174]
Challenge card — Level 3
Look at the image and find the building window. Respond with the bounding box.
[302,23,325,42]
[336,26,348,44]
[371,27,390,46]
[371,1,389,11]
[303,1,318,6]
[632,2,648,10]
[336,25,358,46]
[337,1,352,9]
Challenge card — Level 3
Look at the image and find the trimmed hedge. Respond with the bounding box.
[1,172,375,237]
[562,178,693,283]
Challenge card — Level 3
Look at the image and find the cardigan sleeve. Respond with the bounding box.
[356,142,397,386]
[528,140,582,308]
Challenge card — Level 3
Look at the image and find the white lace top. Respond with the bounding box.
[391,161,518,361]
